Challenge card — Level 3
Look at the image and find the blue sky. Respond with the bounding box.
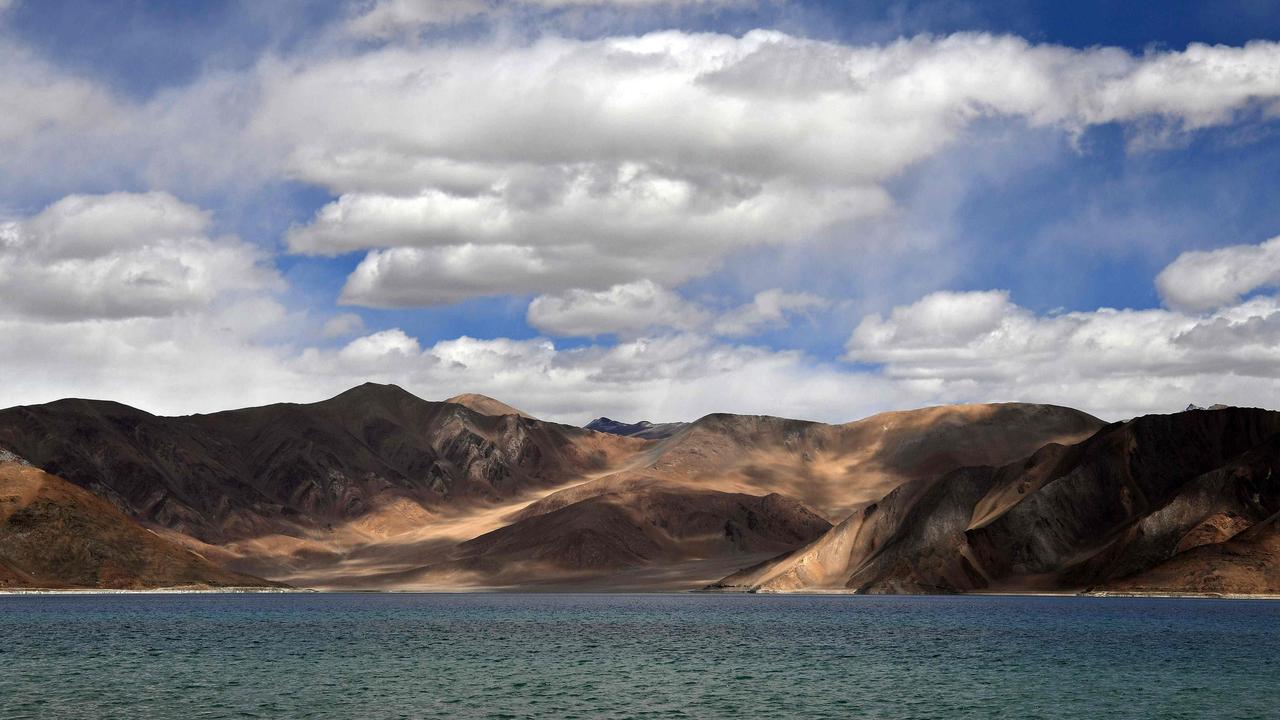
[1,0,1278,423]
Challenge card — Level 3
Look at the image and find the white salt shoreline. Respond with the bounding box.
[0,586,311,595]
[2,587,1278,599]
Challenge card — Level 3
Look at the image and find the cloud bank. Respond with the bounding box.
[259,32,1280,307]
[1,18,1278,423]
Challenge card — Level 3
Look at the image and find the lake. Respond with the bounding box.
[1,593,1277,719]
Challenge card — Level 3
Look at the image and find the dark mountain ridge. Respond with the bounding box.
[585,417,688,440]
[0,383,629,544]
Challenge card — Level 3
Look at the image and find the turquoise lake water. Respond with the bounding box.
[1,592,1277,719]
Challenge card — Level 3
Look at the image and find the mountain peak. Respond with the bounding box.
[585,417,685,440]
[334,382,415,398]
[444,393,533,419]
[320,383,426,412]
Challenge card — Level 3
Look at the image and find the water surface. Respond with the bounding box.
[2,593,1277,719]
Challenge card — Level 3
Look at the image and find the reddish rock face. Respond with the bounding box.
[0,462,277,590]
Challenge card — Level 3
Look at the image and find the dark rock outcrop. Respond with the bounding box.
[714,407,1280,594]
[0,384,628,544]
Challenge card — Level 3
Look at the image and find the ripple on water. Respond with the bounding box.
[1,593,1278,719]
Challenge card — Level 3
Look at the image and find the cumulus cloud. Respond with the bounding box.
[322,312,365,338]
[846,286,1280,419]
[0,41,122,146]
[4,30,1280,308]
[0,301,906,423]
[3,279,1278,424]
[3,23,1280,424]
[290,330,912,423]
[714,288,829,337]
[1155,235,1280,312]
[525,282,827,338]
[258,32,1280,306]
[527,280,707,337]
[0,192,278,321]
[347,0,752,37]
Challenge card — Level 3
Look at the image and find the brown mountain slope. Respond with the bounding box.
[1098,512,1280,595]
[336,484,831,591]
[0,460,276,590]
[529,403,1103,525]
[714,407,1280,594]
[444,393,533,419]
[0,390,1104,591]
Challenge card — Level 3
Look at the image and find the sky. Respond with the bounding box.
[1,0,1279,424]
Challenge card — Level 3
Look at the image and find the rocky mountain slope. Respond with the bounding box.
[0,385,1136,591]
[713,407,1280,595]
[445,393,532,419]
[565,403,1104,523]
[336,401,1101,590]
[0,383,635,544]
[0,457,276,590]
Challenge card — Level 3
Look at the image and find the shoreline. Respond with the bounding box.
[0,586,311,595]
[3,586,1279,600]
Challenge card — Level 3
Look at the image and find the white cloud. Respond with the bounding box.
[713,288,829,337]
[846,287,1280,420]
[348,0,490,35]
[0,303,304,416]
[848,290,1018,351]
[527,279,707,337]
[0,192,278,321]
[0,41,122,146]
[338,243,692,306]
[525,282,828,338]
[1155,235,1280,312]
[337,327,424,363]
[291,330,912,424]
[1,26,1279,424]
[3,31,1280,309]
[322,312,365,338]
[347,0,752,37]
[257,32,1280,306]
[2,281,1278,424]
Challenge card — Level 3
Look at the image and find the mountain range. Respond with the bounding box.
[1,383,1276,595]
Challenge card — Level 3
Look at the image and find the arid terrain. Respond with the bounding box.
[712,407,1280,595]
[2,384,1278,595]
[0,456,275,590]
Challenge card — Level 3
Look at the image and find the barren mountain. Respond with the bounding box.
[445,393,533,419]
[352,485,832,591]
[0,383,635,544]
[0,458,275,590]
[714,407,1280,594]
[0,387,1110,591]
[353,401,1100,590]
[585,417,688,440]
[551,403,1104,524]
